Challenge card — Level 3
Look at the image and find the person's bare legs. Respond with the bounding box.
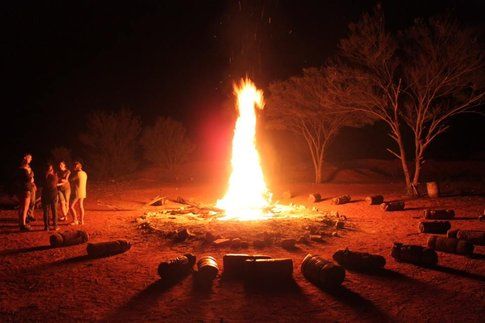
[79,198,85,224]
[70,197,79,225]
[19,194,30,229]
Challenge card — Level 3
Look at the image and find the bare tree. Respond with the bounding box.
[402,16,485,188]
[141,116,195,171]
[267,67,369,183]
[325,7,484,195]
[80,109,141,178]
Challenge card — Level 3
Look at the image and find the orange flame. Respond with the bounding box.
[217,78,272,220]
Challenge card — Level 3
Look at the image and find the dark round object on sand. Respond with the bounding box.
[158,254,196,280]
[332,249,386,271]
[419,221,451,234]
[245,258,293,281]
[391,242,438,267]
[197,256,219,281]
[50,230,89,247]
[301,254,345,289]
[365,195,384,205]
[87,240,131,258]
[427,236,474,255]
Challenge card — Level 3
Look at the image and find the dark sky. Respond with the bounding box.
[1,0,484,181]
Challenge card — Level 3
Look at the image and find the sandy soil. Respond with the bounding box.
[1,178,484,322]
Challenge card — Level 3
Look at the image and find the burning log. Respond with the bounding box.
[308,193,322,203]
[332,195,351,205]
[144,195,167,207]
[391,243,438,267]
[380,201,405,211]
[301,254,345,290]
[365,195,384,205]
[419,221,451,234]
[332,249,386,272]
[427,236,474,255]
[50,230,89,247]
[245,258,293,281]
[86,240,131,258]
[158,254,196,280]
[456,230,485,246]
[424,209,455,220]
[196,256,219,282]
[223,254,271,277]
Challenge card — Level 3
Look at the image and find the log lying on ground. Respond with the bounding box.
[391,242,438,267]
[86,240,131,258]
[380,201,405,211]
[308,193,322,203]
[419,221,451,234]
[427,236,474,255]
[365,195,384,205]
[456,230,485,246]
[196,256,219,282]
[50,230,89,247]
[245,258,293,281]
[332,249,386,272]
[447,229,459,238]
[223,254,271,277]
[332,195,351,205]
[301,254,345,289]
[424,209,455,220]
[158,254,196,280]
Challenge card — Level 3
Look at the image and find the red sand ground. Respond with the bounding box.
[1,176,484,322]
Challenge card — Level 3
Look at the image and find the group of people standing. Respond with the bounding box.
[16,154,88,231]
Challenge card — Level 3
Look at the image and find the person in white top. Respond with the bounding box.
[70,161,88,225]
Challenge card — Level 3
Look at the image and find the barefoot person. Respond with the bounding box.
[42,164,59,231]
[16,155,34,231]
[56,161,71,221]
[70,161,87,225]
[22,154,37,223]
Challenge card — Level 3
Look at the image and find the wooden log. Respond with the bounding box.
[86,240,131,258]
[223,254,271,277]
[419,221,451,234]
[424,209,455,220]
[365,195,384,205]
[308,193,322,203]
[456,230,485,246]
[245,258,293,281]
[301,254,345,289]
[447,229,459,238]
[391,242,438,267]
[332,249,386,272]
[158,254,196,280]
[332,195,351,205]
[427,236,474,255]
[50,230,89,247]
[196,256,219,282]
[380,201,405,211]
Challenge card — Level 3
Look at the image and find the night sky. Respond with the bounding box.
[1,0,484,182]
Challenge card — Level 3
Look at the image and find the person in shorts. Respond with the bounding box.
[70,161,87,225]
[16,155,34,231]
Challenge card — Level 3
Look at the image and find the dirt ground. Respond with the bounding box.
[1,177,484,322]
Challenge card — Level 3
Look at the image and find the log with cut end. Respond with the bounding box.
[391,242,438,267]
[447,229,459,238]
[196,256,219,282]
[456,230,485,246]
[365,195,384,205]
[50,230,89,247]
[427,236,474,255]
[380,201,405,211]
[158,254,196,280]
[308,193,322,203]
[301,254,345,289]
[87,240,131,258]
[223,254,271,277]
[419,221,451,234]
[245,258,293,281]
[424,209,455,220]
[332,249,386,271]
[332,195,351,205]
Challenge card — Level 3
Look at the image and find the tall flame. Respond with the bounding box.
[217,78,272,221]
